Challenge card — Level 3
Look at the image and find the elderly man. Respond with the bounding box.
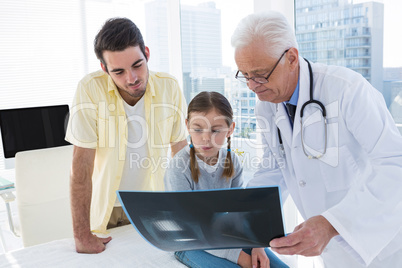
[232,11,402,267]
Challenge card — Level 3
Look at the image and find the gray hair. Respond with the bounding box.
[231,11,298,58]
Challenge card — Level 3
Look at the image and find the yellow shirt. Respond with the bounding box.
[66,70,187,233]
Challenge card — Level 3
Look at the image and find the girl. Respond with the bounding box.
[164,91,288,268]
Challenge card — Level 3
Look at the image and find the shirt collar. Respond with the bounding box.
[284,77,300,106]
[107,75,118,94]
[147,72,156,97]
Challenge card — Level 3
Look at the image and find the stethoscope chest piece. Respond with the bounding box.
[279,144,285,158]
[277,128,286,157]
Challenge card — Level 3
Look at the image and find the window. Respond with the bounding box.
[0,0,167,168]
[179,0,255,141]
[0,0,83,111]
[0,0,261,171]
[296,0,402,134]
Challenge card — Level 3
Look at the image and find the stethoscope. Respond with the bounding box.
[278,58,327,159]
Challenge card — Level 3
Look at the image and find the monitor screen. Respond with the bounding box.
[0,105,70,159]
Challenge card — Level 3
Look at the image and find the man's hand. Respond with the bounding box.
[75,233,112,254]
[251,248,270,268]
[270,215,338,257]
[70,146,103,254]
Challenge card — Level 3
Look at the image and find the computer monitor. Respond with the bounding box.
[0,105,70,169]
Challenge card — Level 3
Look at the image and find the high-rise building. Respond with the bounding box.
[383,68,402,107]
[181,2,225,101]
[383,67,402,133]
[145,0,224,102]
[231,85,257,137]
[145,0,256,136]
[180,2,222,74]
[295,0,402,134]
[144,0,170,73]
[295,0,384,91]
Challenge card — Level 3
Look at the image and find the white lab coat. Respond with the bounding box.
[249,57,402,267]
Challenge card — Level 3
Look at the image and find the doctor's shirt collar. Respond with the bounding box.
[284,76,300,107]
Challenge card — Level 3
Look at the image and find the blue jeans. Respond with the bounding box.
[174,248,289,268]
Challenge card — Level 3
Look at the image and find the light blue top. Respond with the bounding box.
[164,147,244,191]
[283,78,300,127]
[164,146,244,263]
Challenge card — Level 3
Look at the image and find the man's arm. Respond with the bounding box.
[70,145,111,253]
[170,139,187,157]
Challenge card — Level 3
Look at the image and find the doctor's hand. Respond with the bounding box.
[270,215,338,257]
[75,233,112,254]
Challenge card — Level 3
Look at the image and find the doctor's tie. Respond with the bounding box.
[286,103,297,125]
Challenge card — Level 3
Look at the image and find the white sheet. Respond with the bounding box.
[0,225,185,267]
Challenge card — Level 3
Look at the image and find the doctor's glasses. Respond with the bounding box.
[235,49,289,84]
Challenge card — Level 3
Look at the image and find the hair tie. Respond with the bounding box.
[189,144,194,148]
[227,149,231,152]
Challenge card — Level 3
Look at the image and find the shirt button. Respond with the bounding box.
[299,180,306,187]
[108,104,116,111]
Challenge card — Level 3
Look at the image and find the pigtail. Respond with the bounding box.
[222,136,234,180]
[189,140,200,183]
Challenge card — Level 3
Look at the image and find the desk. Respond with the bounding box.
[0,225,186,267]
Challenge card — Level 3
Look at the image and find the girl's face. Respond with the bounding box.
[186,108,235,164]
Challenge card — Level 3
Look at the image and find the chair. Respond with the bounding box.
[15,145,74,247]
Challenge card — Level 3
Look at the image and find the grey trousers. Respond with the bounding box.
[107,206,130,229]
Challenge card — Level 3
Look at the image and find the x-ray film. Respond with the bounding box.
[117,187,285,251]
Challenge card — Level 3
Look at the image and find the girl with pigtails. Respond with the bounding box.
[164,91,288,268]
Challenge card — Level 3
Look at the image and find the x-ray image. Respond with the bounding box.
[117,187,285,251]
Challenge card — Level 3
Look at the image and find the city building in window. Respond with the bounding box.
[295,0,384,91]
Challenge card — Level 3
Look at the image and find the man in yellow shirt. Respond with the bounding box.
[65,18,188,254]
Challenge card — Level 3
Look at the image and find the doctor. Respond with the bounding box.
[231,11,402,267]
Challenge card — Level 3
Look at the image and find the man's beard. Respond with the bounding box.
[117,68,149,99]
